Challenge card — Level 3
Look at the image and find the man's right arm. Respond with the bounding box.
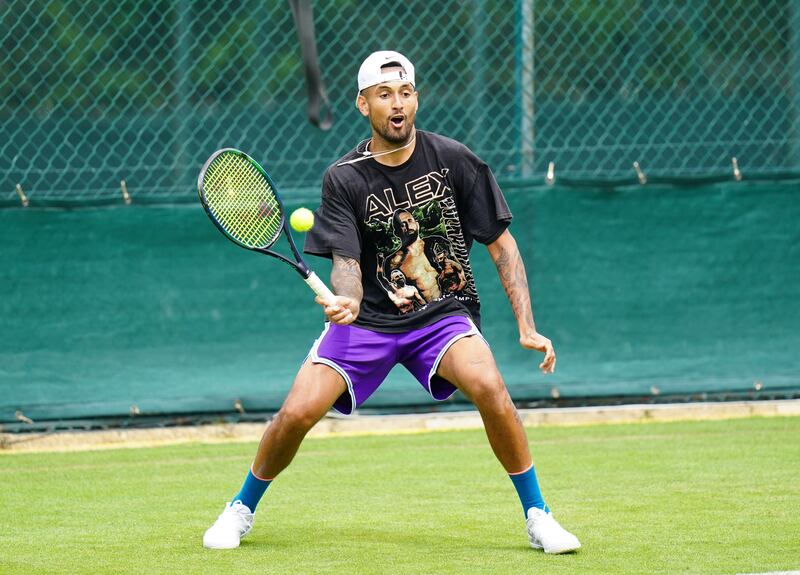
[316,253,362,325]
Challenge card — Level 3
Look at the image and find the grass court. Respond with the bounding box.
[1,416,798,574]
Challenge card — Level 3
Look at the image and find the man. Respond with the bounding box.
[433,243,467,293]
[203,50,581,554]
[387,268,426,314]
[383,208,447,304]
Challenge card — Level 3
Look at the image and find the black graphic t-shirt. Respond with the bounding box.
[304,130,512,333]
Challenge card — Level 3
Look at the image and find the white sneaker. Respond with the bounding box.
[526,507,581,554]
[203,501,254,549]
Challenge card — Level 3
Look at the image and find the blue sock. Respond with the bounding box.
[509,464,549,517]
[232,469,272,512]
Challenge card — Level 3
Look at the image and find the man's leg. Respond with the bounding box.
[203,359,346,549]
[251,359,347,479]
[436,335,530,472]
[436,335,580,553]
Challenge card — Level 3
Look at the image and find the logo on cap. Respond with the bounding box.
[357,50,416,92]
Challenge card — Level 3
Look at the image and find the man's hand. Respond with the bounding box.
[520,331,556,374]
[315,295,359,325]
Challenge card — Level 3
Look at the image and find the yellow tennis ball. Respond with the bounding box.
[290,207,314,232]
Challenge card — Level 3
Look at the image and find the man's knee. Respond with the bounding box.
[464,371,508,409]
[275,401,323,433]
[272,362,344,433]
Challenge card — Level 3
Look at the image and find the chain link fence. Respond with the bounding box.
[2,1,799,204]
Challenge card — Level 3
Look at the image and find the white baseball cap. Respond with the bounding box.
[357,51,415,92]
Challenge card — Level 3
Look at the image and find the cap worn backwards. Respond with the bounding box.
[357,50,415,92]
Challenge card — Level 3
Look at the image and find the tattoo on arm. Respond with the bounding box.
[331,255,363,303]
[493,245,536,332]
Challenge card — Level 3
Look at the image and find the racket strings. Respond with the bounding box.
[203,154,283,248]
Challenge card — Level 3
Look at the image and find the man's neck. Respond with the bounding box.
[404,236,425,253]
[370,128,417,166]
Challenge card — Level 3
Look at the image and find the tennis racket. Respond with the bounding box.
[197,148,335,304]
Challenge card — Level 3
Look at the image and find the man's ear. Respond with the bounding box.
[356,93,369,117]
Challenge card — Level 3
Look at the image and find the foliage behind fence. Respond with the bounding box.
[2,1,799,204]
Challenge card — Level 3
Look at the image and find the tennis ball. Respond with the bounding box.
[290,207,314,232]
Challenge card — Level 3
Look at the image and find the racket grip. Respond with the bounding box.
[304,272,336,305]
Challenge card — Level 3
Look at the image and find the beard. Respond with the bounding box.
[400,229,418,248]
[372,115,414,145]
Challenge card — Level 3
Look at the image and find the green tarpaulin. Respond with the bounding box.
[1,182,797,423]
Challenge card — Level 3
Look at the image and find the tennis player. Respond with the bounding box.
[203,50,581,554]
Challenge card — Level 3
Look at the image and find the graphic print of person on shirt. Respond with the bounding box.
[433,243,467,293]
[382,208,450,310]
[387,268,426,314]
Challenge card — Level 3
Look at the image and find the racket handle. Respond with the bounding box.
[304,272,336,305]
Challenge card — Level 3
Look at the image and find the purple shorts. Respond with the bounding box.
[307,315,483,415]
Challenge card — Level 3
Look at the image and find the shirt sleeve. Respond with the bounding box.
[303,170,362,260]
[460,161,513,244]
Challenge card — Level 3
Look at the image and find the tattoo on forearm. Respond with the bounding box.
[494,246,535,331]
[331,256,363,302]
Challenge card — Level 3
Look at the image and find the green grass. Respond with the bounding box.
[1,416,798,575]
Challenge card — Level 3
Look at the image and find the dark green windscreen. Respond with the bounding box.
[1,182,797,423]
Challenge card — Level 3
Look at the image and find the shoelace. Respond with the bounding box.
[527,511,554,537]
[215,503,251,529]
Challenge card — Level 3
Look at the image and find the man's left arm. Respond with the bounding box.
[486,229,556,374]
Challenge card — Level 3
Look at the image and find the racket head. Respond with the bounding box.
[197,148,285,250]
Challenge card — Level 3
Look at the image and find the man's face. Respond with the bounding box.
[358,70,417,145]
[397,211,418,239]
[390,270,406,287]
